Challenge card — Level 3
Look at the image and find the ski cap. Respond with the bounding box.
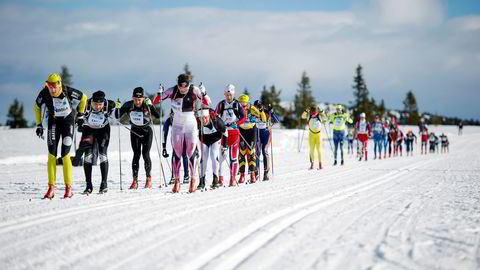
[360,112,366,118]
[336,104,343,112]
[132,87,144,98]
[239,94,249,104]
[92,90,105,103]
[224,84,235,95]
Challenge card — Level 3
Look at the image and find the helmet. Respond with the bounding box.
[253,100,261,108]
[360,112,366,118]
[239,94,249,104]
[46,73,61,83]
[92,90,105,103]
[224,84,235,95]
[177,73,190,86]
[336,104,343,112]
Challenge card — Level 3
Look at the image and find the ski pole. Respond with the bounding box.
[322,122,335,158]
[118,122,123,191]
[151,89,167,188]
[119,123,144,138]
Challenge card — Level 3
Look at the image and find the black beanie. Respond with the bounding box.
[132,87,144,98]
[177,74,190,86]
[92,90,105,103]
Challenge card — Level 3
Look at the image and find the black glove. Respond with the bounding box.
[267,104,273,112]
[162,148,169,158]
[76,113,85,132]
[35,124,44,139]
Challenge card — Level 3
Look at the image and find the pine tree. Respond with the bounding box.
[403,90,420,125]
[60,65,73,85]
[352,64,371,120]
[294,71,315,125]
[6,99,28,128]
[183,63,193,81]
[378,99,386,119]
[260,85,284,115]
[242,87,251,97]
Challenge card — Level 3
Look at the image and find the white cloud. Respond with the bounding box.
[0,1,479,122]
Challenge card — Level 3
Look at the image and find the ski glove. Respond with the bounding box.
[76,113,85,132]
[35,124,44,139]
[199,83,206,96]
[115,100,122,109]
[156,85,165,96]
[144,97,152,106]
[162,148,169,158]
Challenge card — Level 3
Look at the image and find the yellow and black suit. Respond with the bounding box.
[301,111,326,164]
[238,105,266,174]
[34,85,87,188]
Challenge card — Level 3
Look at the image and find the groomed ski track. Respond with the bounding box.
[0,126,479,270]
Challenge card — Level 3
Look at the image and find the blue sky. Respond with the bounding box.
[1,0,479,124]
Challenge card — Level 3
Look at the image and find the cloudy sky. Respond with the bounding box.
[1,0,479,124]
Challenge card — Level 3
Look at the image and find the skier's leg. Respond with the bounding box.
[200,142,209,179]
[308,132,315,166]
[130,129,142,180]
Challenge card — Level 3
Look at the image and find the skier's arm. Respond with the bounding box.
[148,104,160,118]
[301,111,308,120]
[215,115,227,134]
[115,101,130,119]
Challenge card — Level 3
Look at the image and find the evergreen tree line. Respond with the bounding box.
[5,64,479,129]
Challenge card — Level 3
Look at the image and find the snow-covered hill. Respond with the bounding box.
[0,125,479,270]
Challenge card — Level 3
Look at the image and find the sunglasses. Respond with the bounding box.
[47,81,60,88]
[178,83,188,88]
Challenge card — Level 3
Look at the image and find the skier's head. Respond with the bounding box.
[132,87,145,107]
[239,94,249,109]
[224,84,235,103]
[91,90,105,112]
[310,105,319,116]
[200,106,211,125]
[336,104,343,114]
[359,112,366,121]
[46,73,62,97]
[177,73,191,94]
[375,114,380,122]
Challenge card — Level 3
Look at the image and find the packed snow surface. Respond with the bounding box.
[0,125,479,270]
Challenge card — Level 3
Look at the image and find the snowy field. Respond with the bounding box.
[0,124,479,270]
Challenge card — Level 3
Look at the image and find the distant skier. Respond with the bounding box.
[116,87,160,190]
[404,129,417,156]
[34,73,88,199]
[162,110,190,185]
[458,121,463,135]
[356,112,372,161]
[419,118,429,155]
[301,106,326,170]
[254,100,277,180]
[428,132,438,153]
[372,115,385,160]
[389,126,397,157]
[215,84,245,187]
[382,119,390,159]
[79,91,116,194]
[328,105,353,165]
[395,128,404,157]
[440,133,449,153]
[347,128,354,155]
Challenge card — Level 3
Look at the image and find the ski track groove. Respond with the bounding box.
[183,157,439,270]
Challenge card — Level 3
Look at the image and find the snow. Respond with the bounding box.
[0,124,479,270]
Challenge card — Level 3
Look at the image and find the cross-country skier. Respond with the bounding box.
[253,100,276,180]
[154,74,203,193]
[428,132,438,153]
[347,128,354,155]
[356,112,372,161]
[115,87,160,190]
[34,73,88,199]
[395,128,404,157]
[162,110,189,185]
[404,129,417,156]
[197,106,226,189]
[389,125,398,157]
[383,119,390,159]
[79,91,116,194]
[215,84,245,187]
[328,105,353,165]
[301,106,326,169]
[238,94,265,184]
[419,118,429,155]
[440,133,449,153]
[372,114,385,160]
[458,121,463,135]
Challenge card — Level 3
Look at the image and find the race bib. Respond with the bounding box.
[130,111,144,126]
[222,108,237,125]
[52,97,71,117]
[374,124,382,132]
[87,113,106,128]
[311,119,321,130]
[171,99,182,113]
[257,122,267,129]
[203,124,217,135]
[358,122,367,133]
[334,118,343,128]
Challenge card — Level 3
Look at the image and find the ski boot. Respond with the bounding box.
[129,177,138,190]
[229,176,236,187]
[263,171,269,181]
[64,185,73,199]
[169,177,174,185]
[374,154,376,160]
[183,175,190,184]
[341,159,344,166]
[188,177,197,193]
[379,155,382,160]
[239,173,245,184]
[249,172,256,184]
[198,176,206,190]
[172,178,180,193]
[99,181,108,194]
[318,162,323,170]
[333,160,337,166]
[211,175,220,189]
[218,176,224,187]
[145,176,152,189]
[309,162,314,169]
[83,181,93,195]
[43,184,55,200]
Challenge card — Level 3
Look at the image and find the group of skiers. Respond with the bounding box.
[301,106,451,169]
[35,73,279,199]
